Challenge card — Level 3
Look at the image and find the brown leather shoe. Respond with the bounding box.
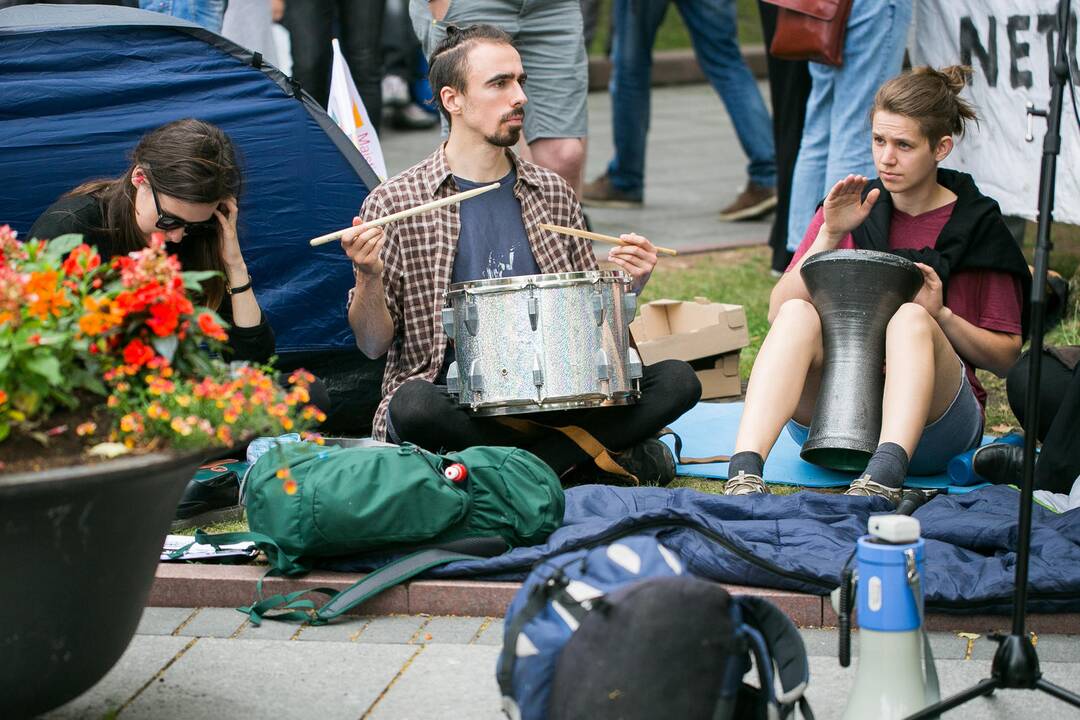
[582,174,643,209]
[718,182,777,221]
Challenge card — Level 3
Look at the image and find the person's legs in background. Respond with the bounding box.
[339,0,386,134]
[140,0,226,31]
[757,0,810,272]
[786,64,834,251]
[282,0,335,105]
[677,0,777,221]
[383,0,439,129]
[582,0,668,207]
[514,0,589,194]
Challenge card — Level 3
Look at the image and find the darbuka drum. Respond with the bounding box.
[442,270,643,416]
[799,249,924,471]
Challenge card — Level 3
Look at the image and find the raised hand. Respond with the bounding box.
[607,233,658,293]
[821,175,880,242]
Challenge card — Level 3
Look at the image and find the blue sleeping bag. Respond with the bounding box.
[322,485,1080,614]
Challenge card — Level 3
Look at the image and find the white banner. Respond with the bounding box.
[911,0,1080,224]
[327,38,387,181]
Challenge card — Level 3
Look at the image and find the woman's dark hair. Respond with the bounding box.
[66,118,242,310]
[427,23,515,123]
[872,65,980,145]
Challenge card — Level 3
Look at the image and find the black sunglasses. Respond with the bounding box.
[148,182,217,233]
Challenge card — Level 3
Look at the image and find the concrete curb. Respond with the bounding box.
[150,563,1080,633]
[587,44,768,92]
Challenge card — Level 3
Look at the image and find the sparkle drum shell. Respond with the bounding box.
[442,270,643,415]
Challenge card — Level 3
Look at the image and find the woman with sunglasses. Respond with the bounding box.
[30,118,273,363]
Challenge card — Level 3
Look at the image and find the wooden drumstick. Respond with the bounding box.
[309,182,501,247]
[538,223,678,256]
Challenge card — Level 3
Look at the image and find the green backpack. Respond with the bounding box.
[196,441,564,624]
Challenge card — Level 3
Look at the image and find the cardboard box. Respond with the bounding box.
[629,297,749,399]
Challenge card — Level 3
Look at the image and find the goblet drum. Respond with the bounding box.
[799,249,924,471]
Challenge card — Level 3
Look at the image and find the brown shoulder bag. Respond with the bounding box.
[762,0,854,67]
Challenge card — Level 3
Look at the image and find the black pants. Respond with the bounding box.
[387,360,701,476]
[382,0,419,82]
[283,0,384,130]
[757,1,811,273]
[1007,347,1080,494]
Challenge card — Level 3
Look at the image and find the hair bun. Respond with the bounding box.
[937,65,972,95]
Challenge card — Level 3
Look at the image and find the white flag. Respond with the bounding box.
[327,38,387,181]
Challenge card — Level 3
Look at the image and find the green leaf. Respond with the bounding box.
[42,233,84,258]
[182,270,221,291]
[24,354,63,385]
[0,422,10,443]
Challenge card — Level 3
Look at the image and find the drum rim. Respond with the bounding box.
[802,248,921,273]
[446,269,630,296]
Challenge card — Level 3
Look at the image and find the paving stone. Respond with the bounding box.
[473,618,505,646]
[136,607,198,636]
[368,644,503,720]
[970,632,1080,663]
[802,628,970,661]
[236,618,304,641]
[354,614,428,644]
[416,616,487,644]
[294,617,371,643]
[43,635,191,719]
[122,638,415,720]
[174,607,247,638]
[804,656,1080,719]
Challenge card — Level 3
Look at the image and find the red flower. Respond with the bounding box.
[122,338,155,367]
[61,244,101,278]
[197,312,228,342]
[147,302,180,337]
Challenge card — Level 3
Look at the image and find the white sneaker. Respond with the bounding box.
[381,74,410,108]
[723,471,770,496]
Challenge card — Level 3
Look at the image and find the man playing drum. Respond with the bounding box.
[725,66,1030,506]
[339,24,700,485]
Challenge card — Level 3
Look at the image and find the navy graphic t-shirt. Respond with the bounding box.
[450,169,540,284]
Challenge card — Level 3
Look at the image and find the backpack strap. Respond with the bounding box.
[736,595,815,720]
[497,417,639,484]
[656,427,731,466]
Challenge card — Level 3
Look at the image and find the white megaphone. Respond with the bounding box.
[835,514,940,719]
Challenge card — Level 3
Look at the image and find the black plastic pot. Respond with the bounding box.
[0,451,202,718]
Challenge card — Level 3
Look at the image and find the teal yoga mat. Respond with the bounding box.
[661,402,990,493]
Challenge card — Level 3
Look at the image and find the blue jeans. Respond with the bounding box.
[786,0,912,251]
[606,0,776,196]
[140,0,226,32]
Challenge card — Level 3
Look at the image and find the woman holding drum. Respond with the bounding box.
[725,66,1031,506]
[339,24,700,484]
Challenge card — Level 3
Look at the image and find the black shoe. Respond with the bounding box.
[174,471,241,524]
[611,438,677,487]
[973,443,1024,485]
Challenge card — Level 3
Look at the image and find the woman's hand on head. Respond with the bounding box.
[341,217,384,278]
[821,175,880,243]
[215,196,244,267]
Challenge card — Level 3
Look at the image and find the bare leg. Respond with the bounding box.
[734,298,825,460]
[529,137,586,195]
[878,303,964,457]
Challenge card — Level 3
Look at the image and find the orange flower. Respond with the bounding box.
[25,270,71,320]
[196,312,228,342]
[0,389,7,405]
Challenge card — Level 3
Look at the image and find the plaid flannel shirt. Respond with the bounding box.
[351,145,597,440]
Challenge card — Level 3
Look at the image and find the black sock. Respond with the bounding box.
[863,442,909,489]
[729,451,764,479]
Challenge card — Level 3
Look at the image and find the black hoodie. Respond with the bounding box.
[849,168,1032,338]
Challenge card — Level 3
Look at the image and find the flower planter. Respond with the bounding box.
[0,451,202,718]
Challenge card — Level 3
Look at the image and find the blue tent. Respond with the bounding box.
[0,4,379,354]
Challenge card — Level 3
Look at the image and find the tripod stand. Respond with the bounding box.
[906,0,1080,716]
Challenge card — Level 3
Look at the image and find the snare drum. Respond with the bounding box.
[442,270,643,416]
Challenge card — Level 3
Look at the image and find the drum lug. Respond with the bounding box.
[591,290,605,326]
[446,361,460,395]
[627,347,643,380]
[623,293,637,324]
[595,349,611,383]
[441,307,456,340]
[468,359,485,393]
[465,298,480,336]
[532,353,543,387]
[527,294,540,331]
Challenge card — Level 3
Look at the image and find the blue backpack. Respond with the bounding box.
[497,535,813,720]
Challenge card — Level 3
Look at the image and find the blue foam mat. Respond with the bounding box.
[661,401,990,493]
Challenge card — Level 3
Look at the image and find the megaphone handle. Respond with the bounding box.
[906,548,941,705]
[838,568,854,667]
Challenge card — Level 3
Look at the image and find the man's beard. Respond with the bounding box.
[485,111,524,147]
